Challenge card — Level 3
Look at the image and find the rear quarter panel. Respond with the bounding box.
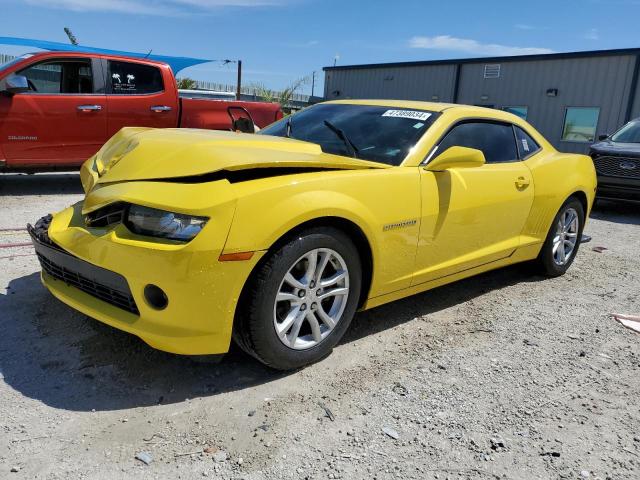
[223,167,421,297]
[522,151,597,243]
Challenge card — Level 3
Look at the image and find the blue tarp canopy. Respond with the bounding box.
[0,36,210,73]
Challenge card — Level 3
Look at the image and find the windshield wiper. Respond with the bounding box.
[323,120,359,158]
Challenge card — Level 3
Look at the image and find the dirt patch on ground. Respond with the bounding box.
[1,174,639,479]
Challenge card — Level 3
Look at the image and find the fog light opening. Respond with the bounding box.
[144,284,168,310]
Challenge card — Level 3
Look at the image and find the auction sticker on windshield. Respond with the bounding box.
[382,110,432,121]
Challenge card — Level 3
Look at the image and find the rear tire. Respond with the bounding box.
[537,198,585,277]
[233,227,362,370]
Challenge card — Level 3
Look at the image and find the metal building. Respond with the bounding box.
[323,48,640,153]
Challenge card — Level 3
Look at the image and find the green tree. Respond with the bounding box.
[249,76,310,109]
[176,78,197,89]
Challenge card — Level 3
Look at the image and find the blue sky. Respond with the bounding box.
[2,0,639,95]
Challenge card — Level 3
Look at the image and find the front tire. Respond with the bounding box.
[234,227,362,370]
[537,198,585,277]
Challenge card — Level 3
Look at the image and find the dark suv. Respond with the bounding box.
[590,118,640,201]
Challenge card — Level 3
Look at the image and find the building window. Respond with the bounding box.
[503,106,528,120]
[561,107,600,142]
[484,64,501,78]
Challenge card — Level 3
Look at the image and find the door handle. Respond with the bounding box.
[77,104,102,112]
[150,105,172,113]
[515,176,530,188]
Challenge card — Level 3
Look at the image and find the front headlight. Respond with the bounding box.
[125,205,208,242]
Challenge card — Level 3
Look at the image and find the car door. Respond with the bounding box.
[0,56,107,167]
[104,58,178,137]
[412,120,535,285]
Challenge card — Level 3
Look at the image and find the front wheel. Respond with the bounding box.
[537,198,585,277]
[233,227,362,370]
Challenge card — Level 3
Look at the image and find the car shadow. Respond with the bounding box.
[590,199,640,226]
[0,264,542,413]
[0,172,83,196]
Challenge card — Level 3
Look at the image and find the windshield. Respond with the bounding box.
[0,54,33,75]
[259,103,438,165]
[611,120,640,143]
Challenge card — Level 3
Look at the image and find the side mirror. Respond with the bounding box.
[2,74,29,95]
[598,134,609,141]
[425,146,486,171]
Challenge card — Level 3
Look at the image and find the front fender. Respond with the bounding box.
[223,168,421,297]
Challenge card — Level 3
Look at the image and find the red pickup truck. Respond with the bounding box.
[0,51,283,171]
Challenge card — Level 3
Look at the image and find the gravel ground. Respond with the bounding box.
[1,172,639,480]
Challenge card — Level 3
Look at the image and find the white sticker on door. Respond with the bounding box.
[382,110,432,121]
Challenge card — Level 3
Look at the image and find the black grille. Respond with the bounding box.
[36,252,139,314]
[28,215,139,316]
[593,156,640,179]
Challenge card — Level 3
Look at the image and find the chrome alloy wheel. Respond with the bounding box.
[273,248,350,350]
[552,207,580,266]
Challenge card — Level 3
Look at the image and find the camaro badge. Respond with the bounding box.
[383,219,417,231]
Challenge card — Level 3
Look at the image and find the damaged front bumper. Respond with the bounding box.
[29,204,264,355]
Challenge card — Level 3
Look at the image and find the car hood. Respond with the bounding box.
[591,140,640,157]
[86,127,387,187]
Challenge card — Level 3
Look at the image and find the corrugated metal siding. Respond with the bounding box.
[633,89,640,119]
[324,54,639,153]
[457,55,636,153]
[632,57,640,119]
[324,64,457,102]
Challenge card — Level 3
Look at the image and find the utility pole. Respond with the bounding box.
[236,60,242,100]
[311,71,316,98]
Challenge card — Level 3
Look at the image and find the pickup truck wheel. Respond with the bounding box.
[234,227,362,370]
[537,198,585,277]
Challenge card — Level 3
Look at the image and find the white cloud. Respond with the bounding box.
[584,28,599,40]
[409,35,555,56]
[514,24,535,30]
[23,0,283,15]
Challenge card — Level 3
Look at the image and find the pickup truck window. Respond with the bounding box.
[108,60,163,95]
[17,58,93,94]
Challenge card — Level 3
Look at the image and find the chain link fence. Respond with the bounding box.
[189,79,310,103]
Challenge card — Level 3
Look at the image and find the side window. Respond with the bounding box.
[436,121,518,164]
[17,59,93,94]
[108,61,163,95]
[514,126,541,158]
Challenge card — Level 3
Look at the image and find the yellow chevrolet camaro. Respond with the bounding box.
[29,100,597,370]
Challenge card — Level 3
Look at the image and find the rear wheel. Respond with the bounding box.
[233,227,362,370]
[537,198,585,277]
